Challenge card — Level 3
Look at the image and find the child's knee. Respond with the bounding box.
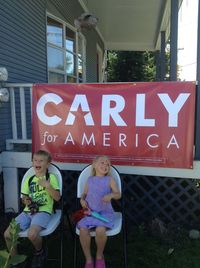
[96,227,106,236]
[27,228,39,241]
[80,228,89,236]
[28,232,37,242]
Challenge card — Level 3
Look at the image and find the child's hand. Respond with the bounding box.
[38,178,51,189]
[22,196,32,206]
[83,207,91,215]
[102,194,113,202]
[80,198,88,209]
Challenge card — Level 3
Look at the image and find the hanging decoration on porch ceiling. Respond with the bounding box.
[74,13,98,31]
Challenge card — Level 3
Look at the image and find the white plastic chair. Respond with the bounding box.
[19,163,63,268]
[74,164,127,267]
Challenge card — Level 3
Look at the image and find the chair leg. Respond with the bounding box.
[60,223,63,268]
[66,212,74,238]
[122,215,128,268]
[73,234,78,268]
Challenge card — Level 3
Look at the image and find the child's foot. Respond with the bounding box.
[31,247,47,268]
[96,258,106,268]
[84,261,94,268]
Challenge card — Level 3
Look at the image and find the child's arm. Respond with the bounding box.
[80,183,88,208]
[38,179,61,201]
[102,177,121,202]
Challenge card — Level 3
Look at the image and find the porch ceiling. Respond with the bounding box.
[80,0,172,51]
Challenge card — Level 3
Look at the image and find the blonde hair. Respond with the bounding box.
[91,155,111,176]
[32,150,52,163]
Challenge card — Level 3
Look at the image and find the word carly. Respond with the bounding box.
[36,93,190,127]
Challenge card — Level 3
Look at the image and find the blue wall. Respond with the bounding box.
[0,0,47,83]
[0,0,104,152]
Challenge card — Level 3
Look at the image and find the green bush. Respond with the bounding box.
[0,219,26,268]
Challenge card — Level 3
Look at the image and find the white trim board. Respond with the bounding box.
[1,151,200,179]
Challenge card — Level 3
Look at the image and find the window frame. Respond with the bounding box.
[46,13,86,83]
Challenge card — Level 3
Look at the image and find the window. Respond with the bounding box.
[47,17,63,47]
[47,16,86,83]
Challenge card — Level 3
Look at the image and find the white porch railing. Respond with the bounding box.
[5,83,33,150]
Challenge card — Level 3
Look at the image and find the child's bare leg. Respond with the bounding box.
[27,225,43,251]
[95,226,107,259]
[4,225,17,256]
[79,228,93,263]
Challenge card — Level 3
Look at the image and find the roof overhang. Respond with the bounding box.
[79,0,182,51]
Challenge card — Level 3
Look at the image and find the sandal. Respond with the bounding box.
[96,258,106,268]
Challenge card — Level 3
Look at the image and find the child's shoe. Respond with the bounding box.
[31,247,47,268]
[95,258,106,268]
[84,262,94,268]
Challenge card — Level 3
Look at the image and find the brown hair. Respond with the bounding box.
[91,155,111,176]
[32,150,52,163]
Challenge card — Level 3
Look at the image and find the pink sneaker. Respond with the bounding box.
[95,259,106,268]
[85,262,94,268]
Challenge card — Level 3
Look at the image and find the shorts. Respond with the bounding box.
[15,212,51,231]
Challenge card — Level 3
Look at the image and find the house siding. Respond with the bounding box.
[0,0,104,84]
[0,0,47,151]
[0,0,47,83]
[0,0,104,152]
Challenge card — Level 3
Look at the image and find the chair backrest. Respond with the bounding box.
[77,164,121,198]
[21,163,62,196]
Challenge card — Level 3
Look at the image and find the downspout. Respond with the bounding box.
[170,0,179,81]
[155,31,166,82]
[160,31,166,81]
[155,50,161,81]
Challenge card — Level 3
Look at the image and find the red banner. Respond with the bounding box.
[32,82,195,168]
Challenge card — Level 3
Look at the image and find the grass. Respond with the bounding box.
[127,225,200,268]
[29,225,200,268]
[1,222,200,268]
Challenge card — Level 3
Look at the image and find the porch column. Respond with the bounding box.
[170,0,179,81]
[155,50,161,81]
[3,167,20,213]
[160,31,166,81]
[195,0,200,159]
